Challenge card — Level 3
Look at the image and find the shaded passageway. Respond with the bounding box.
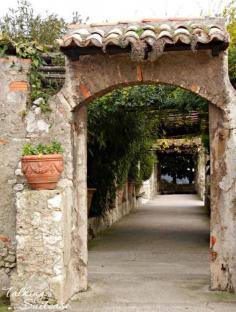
[71,195,236,311]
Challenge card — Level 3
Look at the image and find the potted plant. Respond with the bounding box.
[21,142,64,190]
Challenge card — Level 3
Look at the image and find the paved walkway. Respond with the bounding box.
[71,194,236,311]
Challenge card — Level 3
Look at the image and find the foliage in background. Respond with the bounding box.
[22,142,64,156]
[87,88,157,216]
[140,152,157,181]
[0,0,66,47]
[88,85,208,216]
[224,0,236,88]
[0,0,86,110]
[160,153,195,184]
[0,0,65,109]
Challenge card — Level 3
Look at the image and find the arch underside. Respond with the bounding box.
[62,50,232,112]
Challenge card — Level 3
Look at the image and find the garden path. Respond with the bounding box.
[71,194,236,311]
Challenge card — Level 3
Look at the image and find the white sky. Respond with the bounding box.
[0,0,232,23]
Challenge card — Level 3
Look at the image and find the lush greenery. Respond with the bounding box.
[88,85,208,216]
[0,0,85,110]
[0,0,66,47]
[224,1,236,87]
[0,295,9,312]
[0,303,9,312]
[22,142,64,156]
[88,87,158,216]
[160,153,195,184]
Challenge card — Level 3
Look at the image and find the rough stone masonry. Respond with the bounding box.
[1,17,236,309]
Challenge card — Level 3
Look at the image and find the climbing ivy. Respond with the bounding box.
[0,0,73,111]
[15,41,49,106]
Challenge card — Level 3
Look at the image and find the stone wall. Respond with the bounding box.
[9,90,83,306]
[0,237,16,296]
[0,56,79,304]
[0,57,31,296]
[140,164,157,202]
[88,185,138,240]
[11,184,74,308]
[0,57,31,240]
[195,146,207,201]
[160,183,196,194]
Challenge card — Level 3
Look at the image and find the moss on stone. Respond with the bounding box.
[0,304,9,312]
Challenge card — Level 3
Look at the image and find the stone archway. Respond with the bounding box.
[13,17,236,307]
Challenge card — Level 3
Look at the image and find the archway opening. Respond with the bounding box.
[83,83,211,302]
[85,83,210,214]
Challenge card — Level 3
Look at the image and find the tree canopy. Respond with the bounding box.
[224,0,236,87]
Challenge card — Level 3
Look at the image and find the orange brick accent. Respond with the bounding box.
[79,83,91,98]
[9,81,28,92]
[0,235,10,242]
[136,64,143,82]
[0,57,31,64]
[190,84,199,93]
[0,139,9,145]
[211,236,216,248]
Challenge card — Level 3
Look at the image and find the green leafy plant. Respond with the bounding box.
[0,0,67,47]
[223,1,236,88]
[22,141,64,156]
[87,84,209,217]
[140,152,156,181]
[160,152,195,184]
[0,0,85,111]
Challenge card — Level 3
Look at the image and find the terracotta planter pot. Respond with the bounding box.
[21,154,64,190]
[87,188,96,216]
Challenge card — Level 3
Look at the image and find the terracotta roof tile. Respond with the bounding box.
[57,18,229,57]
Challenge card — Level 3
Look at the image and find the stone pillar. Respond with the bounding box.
[140,164,157,200]
[209,99,236,291]
[195,146,206,201]
[10,97,88,308]
[11,184,74,308]
[72,105,88,293]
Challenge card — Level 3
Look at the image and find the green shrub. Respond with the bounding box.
[22,141,64,156]
[140,152,156,181]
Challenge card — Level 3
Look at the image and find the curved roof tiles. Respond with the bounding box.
[57,17,229,51]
